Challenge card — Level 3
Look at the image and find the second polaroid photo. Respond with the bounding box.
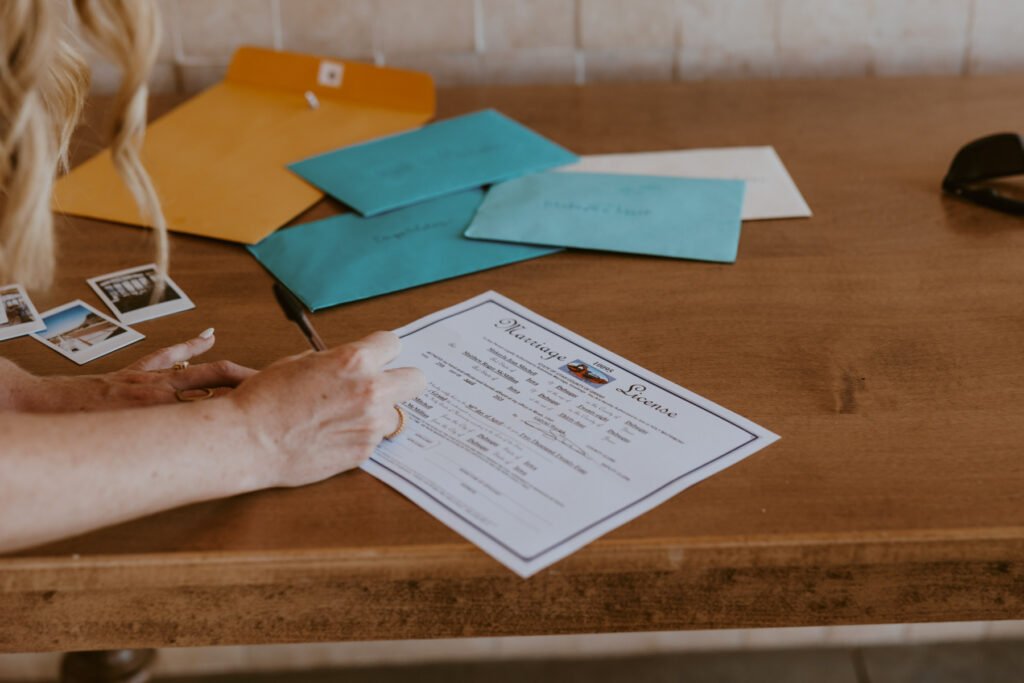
[0,283,45,341]
[31,300,144,365]
[88,264,194,325]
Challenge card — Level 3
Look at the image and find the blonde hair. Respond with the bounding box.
[0,0,166,291]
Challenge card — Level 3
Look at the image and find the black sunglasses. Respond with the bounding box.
[943,133,1024,216]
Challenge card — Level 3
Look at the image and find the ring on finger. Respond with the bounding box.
[175,387,215,402]
[384,405,405,439]
[172,361,189,372]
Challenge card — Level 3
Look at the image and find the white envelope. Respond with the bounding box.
[558,146,811,221]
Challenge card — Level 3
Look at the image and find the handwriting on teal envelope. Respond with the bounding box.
[288,109,578,217]
[247,190,560,310]
[463,172,746,263]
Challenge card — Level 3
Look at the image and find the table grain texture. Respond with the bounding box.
[1,76,1023,653]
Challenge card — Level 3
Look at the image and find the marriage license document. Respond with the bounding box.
[365,292,778,577]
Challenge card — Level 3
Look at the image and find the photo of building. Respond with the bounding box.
[0,286,37,327]
[40,305,125,355]
[98,267,180,315]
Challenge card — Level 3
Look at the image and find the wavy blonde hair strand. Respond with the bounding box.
[0,0,166,292]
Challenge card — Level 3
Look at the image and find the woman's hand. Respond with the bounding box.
[15,328,255,413]
[229,330,426,488]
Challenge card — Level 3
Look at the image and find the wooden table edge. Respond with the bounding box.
[3,528,1022,653]
[5,526,1024,587]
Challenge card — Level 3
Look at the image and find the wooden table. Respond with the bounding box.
[2,76,1023,654]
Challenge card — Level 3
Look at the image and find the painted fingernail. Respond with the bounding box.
[199,327,215,339]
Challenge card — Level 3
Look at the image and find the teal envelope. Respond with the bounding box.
[288,109,578,217]
[463,172,746,262]
[247,190,559,310]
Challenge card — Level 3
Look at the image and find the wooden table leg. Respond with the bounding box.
[60,650,156,683]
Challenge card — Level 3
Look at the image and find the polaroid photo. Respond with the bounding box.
[87,264,194,325]
[31,300,144,365]
[0,283,46,341]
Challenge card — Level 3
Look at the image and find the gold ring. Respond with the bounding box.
[384,405,405,439]
[173,361,189,371]
[175,387,215,402]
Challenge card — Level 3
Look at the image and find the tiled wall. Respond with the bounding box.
[88,0,1024,94]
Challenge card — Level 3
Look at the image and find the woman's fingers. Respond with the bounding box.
[168,360,257,390]
[332,331,402,371]
[383,366,428,403]
[373,367,426,439]
[129,328,216,371]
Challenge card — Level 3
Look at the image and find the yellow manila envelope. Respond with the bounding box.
[54,47,435,243]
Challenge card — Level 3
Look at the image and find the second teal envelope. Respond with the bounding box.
[464,172,746,262]
[289,109,578,217]
[248,190,560,310]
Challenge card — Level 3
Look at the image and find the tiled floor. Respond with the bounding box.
[4,628,1024,681]
[861,641,1024,683]
[111,640,1024,683]
[159,650,858,683]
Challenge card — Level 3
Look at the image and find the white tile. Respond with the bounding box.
[653,628,749,651]
[155,645,248,675]
[968,0,1024,74]
[741,625,831,649]
[87,58,121,96]
[985,619,1024,639]
[279,0,376,59]
[823,623,909,646]
[579,0,678,50]
[871,0,970,77]
[493,633,592,658]
[676,0,779,80]
[147,61,180,94]
[65,1,177,63]
[480,0,575,51]
[905,621,991,643]
[383,52,484,86]
[573,631,665,657]
[481,47,577,85]
[178,61,230,93]
[155,0,180,61]
[176,0,276,60]
[584,48,675,83]
[243,642,346,670]
[86,59,177,95]
[676,44,780,81]
[777,0,875,78]
[375,0,476,54]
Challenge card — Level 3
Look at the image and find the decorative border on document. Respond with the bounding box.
[371,296,763,563]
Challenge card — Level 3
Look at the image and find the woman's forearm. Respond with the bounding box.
[0,329,426,555]
[0,398,267,553]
